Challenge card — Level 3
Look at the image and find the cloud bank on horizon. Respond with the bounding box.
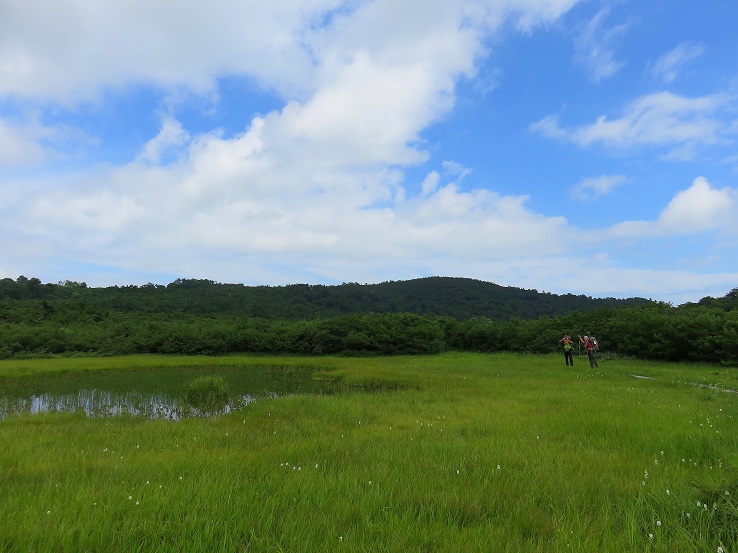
[1,0,737,304]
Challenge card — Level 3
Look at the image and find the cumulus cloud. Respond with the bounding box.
[137,117,190,165]
[658,177,736,232]
[0,0,339,102]
[610,176,737,238]
[8,117,575,280]
[2,1,736,304]
[0,0,578,105]
[531,91,734,158]
[1,0,589,281]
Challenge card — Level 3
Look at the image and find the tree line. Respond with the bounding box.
[0,275,652,321]
[1,277,737,364]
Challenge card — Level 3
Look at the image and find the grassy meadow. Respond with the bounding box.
[1,352,737,552]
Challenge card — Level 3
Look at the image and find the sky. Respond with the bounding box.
[1,0,737,305]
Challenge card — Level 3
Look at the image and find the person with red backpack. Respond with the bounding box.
[578,335,599,368]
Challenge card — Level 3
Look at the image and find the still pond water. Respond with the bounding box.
[0,364,342,420]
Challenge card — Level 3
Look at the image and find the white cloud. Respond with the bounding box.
[3,0,736,305]
[0,118,47,168]
[572,175,628,200]
[0,0,590,272]
[137,117,190,165]
[658,177,736,232]
[573,8,630,82]
[0,0,581,105]
[531,91,733,157]
[651,41,704,84]
[610,176,737,238]
[538,263,738,305]
[0,0,341,103]
[442,160,472,181]
[8,136,575,273]
[0,0,586,176]
[421,171,441,195]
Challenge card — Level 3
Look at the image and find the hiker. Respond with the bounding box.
[559,334,575,366]
[578,335,599,368]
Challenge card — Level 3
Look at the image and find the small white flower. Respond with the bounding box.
[648,533,654,540]
[656,520,661,527]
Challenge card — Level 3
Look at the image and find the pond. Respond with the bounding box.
[0,364,344,420]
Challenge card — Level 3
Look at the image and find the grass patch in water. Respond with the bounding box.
[184,375,229,412]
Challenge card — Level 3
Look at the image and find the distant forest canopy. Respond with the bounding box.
[1,276,737,364]
[0,275,655,321]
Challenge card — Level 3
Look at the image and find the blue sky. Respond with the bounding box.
[1,0,737,304]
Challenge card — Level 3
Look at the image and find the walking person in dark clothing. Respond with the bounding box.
[559,334,575,366]
[579,335,599,368]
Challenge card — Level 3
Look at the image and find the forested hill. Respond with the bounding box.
[1,276,653,321]
[2,277,737,362]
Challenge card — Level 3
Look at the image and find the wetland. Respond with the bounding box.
[0,363,344,419]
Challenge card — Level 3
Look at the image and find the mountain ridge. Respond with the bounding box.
[1,275,655,321]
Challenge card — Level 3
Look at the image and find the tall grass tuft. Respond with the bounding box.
[184,375,228,412]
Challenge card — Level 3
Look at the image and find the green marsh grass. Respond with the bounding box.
[184,375,229,412]
[1,352,737,552]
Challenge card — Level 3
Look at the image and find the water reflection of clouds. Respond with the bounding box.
[0,390,257,420]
